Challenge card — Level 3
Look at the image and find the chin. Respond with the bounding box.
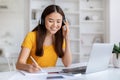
[50,31,57,34]
[50,32,57,34]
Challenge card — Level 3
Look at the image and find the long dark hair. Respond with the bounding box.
[32,4,65,58]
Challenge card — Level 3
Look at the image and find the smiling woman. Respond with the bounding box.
[16,4,72,73]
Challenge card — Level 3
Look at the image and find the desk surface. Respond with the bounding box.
[0,64,120,80]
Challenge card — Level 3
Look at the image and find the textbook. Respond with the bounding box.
[19,70,47,76]
[60,66,87,76]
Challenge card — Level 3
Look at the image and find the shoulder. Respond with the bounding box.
[27,31,36,36]
[22,31,37,48]
[24,31,37,42]
[26,31,37,38]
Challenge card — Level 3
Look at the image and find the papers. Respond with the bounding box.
[19,70,47,76]
[43,67,64,73]
[9,71,47,80]
[60,71,82,77]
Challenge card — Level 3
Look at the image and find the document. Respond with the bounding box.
[19,70,47,76]
[9,71,47,80]
[43,67,64,73]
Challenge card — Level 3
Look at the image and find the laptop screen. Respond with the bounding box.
[86,43,113,74]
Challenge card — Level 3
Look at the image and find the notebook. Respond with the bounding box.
[62,43,114,74]
[19,70,47,76]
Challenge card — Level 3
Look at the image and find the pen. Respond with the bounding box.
[30,56,44,72]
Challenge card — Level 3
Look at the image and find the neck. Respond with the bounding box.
[44,33,55,46]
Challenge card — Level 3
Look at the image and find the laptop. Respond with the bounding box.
[62,43,114,74]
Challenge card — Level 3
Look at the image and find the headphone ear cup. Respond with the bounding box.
[62,16,66,26]
[41,18,44,25]
[63,16,65,21]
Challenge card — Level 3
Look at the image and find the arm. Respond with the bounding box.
[16,47,40,73]
[62,20,72,67]
[62,38,72,67]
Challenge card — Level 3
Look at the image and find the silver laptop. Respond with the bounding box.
[63,43,114,74]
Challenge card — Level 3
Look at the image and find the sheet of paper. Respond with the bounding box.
[68,62,87,68]
[9,71,47,80]
[43,67,64,73]
[19,70,47,76]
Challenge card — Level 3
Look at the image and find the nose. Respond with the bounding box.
[53,22,57,27]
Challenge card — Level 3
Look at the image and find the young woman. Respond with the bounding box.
[16,4,72,73]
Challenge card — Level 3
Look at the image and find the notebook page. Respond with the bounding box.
[9,72,47,80]
[19,70,47,76]
[43,67,64,73]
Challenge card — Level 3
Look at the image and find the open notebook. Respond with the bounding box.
[19,70,47,76]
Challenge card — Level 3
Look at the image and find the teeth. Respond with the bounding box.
[50,27,56,31]
[51,27,56,29]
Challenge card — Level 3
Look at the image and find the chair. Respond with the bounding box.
[2,51,18,71]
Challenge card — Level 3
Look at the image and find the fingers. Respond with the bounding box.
[63,19,69,31]
[28,63,40,73]
[64,19,69,26]
[32,63,41,70]
[62,19,70,39]
[62,24,66,32]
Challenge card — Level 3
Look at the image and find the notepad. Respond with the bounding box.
[10,71,47,80]
[19,70,47,76]
[61,73,82,77]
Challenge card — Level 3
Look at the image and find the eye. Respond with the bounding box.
[49,20,53,23]
[57,21,61,23]
[57,20,61,23]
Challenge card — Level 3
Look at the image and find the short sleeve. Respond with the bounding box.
[21,32,35,49]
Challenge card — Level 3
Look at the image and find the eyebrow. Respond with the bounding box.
[48,18,62,21]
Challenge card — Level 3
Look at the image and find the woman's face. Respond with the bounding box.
[45,12,62,35]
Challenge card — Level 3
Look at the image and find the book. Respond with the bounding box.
[61,66,87,76]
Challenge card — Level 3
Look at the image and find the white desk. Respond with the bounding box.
[0,66,120,80]
[82,68,120,80]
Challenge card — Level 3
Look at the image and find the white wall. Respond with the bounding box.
[0,0,120,60]
[109,0,120,43]
[0,0,25,55]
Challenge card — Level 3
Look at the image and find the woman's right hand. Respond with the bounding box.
[16,47,41,73]
[26,63,40,73]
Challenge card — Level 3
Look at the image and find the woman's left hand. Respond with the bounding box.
[62,19,70,39]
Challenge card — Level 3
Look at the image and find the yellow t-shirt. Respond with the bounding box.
[22,31,65,68]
